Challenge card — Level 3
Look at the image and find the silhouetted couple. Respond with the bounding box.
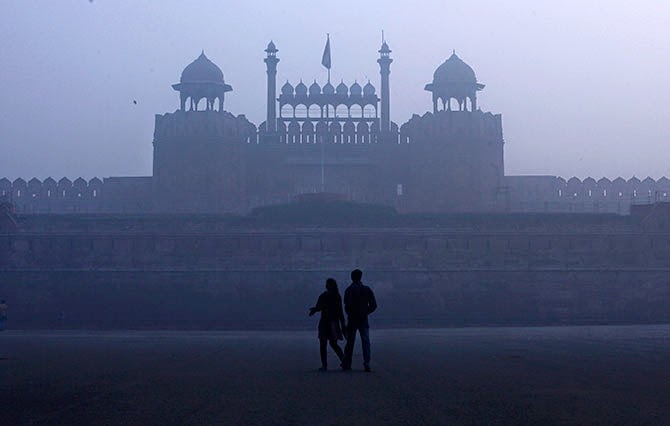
[309,269,377,372]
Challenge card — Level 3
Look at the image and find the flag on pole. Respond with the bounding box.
[321,34,331,70]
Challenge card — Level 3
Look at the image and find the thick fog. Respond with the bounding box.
[1,0,669,180]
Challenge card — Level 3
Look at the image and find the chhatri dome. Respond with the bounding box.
[180,51,225,83]
[431,52,477,84]
[172,51,232,112]
[424,51,485,113]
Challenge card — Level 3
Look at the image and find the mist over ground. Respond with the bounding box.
[1,1,669,180]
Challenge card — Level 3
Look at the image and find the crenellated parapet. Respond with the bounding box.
[0,176,151,214]
[1,177,102,201]
[506,175,670,214]
[399,110,503,144]
[154,110,257,143]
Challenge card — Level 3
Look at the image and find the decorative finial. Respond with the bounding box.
[382,30,385,44]
[453,49,456,55]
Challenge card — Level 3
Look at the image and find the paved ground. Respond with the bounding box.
[2,326,670,425]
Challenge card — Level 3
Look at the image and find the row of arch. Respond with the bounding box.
[433,96,477,113]
[179,95,225,112]
[279,103,378,119]
[274,120,388,144]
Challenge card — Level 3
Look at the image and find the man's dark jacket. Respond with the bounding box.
[344,282,377,327]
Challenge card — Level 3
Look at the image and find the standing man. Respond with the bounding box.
[0,300,7,331]
[342,269,377,372]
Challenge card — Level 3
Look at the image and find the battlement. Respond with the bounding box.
[400,110,503,144]
[506,175,670,214]
[0,176,151,214]
[153,110,256,143]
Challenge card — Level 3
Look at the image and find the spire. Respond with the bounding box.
[264,41,280,134]
[377,34,393,133]
[265,40,278,54]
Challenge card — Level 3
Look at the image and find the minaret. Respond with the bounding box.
[264,40,279,133]
[377,37,393,133]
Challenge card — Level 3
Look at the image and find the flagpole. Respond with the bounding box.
[321,33,331,190]
[321,135,325,192]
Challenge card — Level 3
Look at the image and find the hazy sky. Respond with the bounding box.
[1,1,669,180]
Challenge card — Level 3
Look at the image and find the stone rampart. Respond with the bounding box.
[507,175,670,214]
[2,226,670,328]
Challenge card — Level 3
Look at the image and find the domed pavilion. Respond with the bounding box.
[172,51,232,112]
[424,51,485,113]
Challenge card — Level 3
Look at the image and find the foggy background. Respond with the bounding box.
[1,0,669,181]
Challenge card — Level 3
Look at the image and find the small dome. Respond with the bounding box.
[265,40,278,53]
[309,80,321,95]
[180,51,224,83]
[350,81,362,96]
[295,80,307,96]
[322,82,335,95]
[432,52,477,85]
[379,41,391,54]
[281,81,294,95]
[363,80,376,96]
[336,80,348,95]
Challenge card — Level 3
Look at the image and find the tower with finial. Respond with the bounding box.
[264,41,280,134]
[397,51,504,212]
[153,52,256,213]
[377,32,393,133]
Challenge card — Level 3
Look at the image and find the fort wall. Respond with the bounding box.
[6,174,670,216]
[506,175,670,214]
[3,224,670,328]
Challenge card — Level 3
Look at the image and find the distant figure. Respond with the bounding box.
[309,278,346,372]
[342,269,377,372]
[0,300,7,331]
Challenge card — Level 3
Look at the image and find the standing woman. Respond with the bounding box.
[309,278,346,371]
